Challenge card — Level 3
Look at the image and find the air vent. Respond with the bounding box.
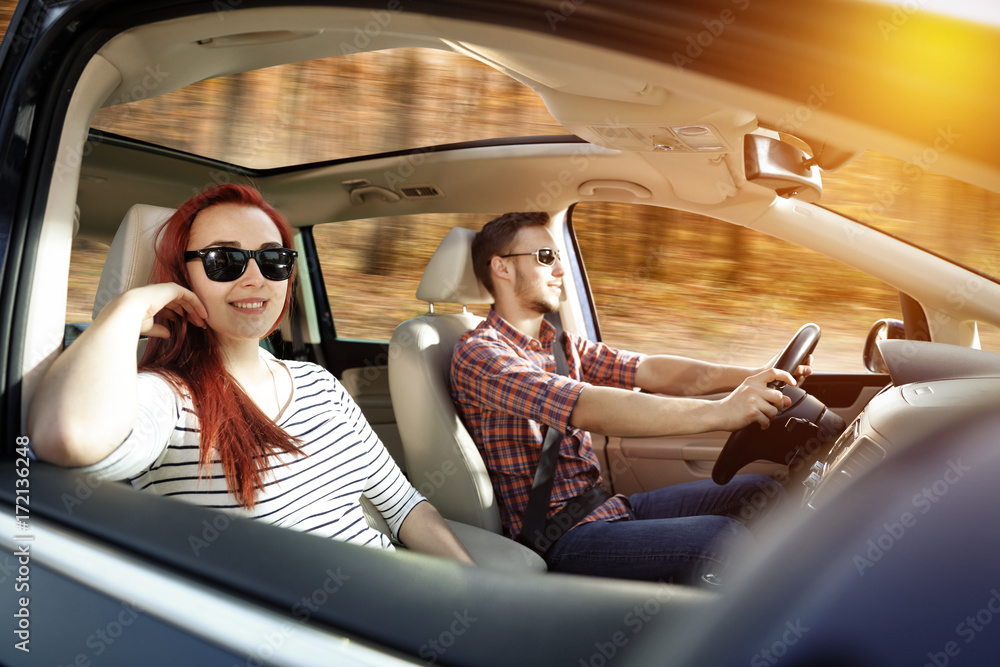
[399,185,443,199]
[838,437,887,477]
[806,436,887,510]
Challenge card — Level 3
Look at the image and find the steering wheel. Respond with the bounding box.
[711,323,828,485]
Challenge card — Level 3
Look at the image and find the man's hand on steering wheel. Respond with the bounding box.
[715,367,797,431]
[712,323,827,485]
[764,352,814,386]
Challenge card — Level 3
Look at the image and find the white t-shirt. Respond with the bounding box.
[78,350,423,551]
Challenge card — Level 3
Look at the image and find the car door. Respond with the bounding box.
[565,202,892,495]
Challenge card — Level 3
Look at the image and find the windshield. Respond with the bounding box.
[821,151,1000,279]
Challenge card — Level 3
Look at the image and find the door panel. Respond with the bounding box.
[602,432,785,495]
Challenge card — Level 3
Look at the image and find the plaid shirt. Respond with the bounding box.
[450,309,642,539]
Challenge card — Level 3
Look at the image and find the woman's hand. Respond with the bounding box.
[114,282,209,338]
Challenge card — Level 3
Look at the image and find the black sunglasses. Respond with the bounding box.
[184,247,298,282]
[499,247,561,266]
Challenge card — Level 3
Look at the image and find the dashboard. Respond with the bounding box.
[802,340,1000,510]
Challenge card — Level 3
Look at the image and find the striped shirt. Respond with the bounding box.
[450,310,642,539]
[78,350,423,550]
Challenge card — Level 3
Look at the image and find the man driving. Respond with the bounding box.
[450,211,811,586]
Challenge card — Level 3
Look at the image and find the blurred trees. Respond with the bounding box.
[2,3,996,362]
[88,48,569,170]
[82,39,996,285]
[0,2,12,43]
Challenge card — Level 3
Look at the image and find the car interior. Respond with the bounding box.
[3,1,1000,665]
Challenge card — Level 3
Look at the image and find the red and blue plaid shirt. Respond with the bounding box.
[450,309,642,539]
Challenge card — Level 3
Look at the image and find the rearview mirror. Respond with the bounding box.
[744,134,822,201]
[863,318,906,373]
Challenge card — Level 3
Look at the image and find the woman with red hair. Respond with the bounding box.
[30,184,473,563]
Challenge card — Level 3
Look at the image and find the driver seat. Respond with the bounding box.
[388,227,501,532]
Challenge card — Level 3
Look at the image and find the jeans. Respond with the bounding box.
[543,474,785,587]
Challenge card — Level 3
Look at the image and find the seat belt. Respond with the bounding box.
[516,319,609,555]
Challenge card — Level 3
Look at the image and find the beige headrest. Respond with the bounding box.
[416,227,493,306]
[92,204,175,319]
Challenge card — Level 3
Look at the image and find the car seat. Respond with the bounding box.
[388,227,503,532]
[92,204,174,319]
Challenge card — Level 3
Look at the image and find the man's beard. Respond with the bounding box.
[516,283,560,314]
[513,271,561,314]
[528,297,559,314]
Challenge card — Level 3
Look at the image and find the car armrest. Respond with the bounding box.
[444,519,547,573]
[360,494,546,572]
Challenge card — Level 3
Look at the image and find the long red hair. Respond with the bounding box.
[140,184,303,507]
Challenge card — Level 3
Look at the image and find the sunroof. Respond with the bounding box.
[89,48,571,169]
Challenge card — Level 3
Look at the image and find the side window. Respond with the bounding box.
[312,213,494,341]
[65,237,110,344]
[570,203,900,372]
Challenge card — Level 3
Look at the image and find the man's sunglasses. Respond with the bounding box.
[499,247,561,266]
[184,247,298,282]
